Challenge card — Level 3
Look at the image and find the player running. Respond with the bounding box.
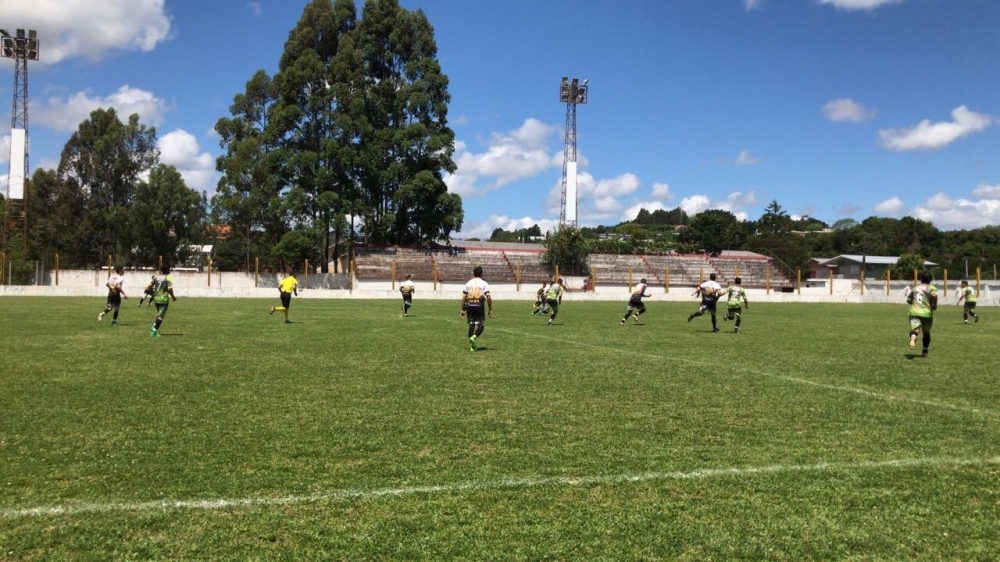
[906,271,938,357]
[544,278,564,326]
[957,280,980,325]
[98,265,128,326]
[723,277,749,333]
[531,282,549,316]
[620,278,651,325]
[400,274,416,316]
[460,266,492,351]
[687,273,723,332]
[269,268,299,323]
[147,265,177,337]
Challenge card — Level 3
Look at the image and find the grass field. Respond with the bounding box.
[1,295,998,561]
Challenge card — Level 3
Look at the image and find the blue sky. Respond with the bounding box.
[2,0,999,239]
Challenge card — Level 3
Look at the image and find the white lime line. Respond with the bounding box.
[483,324,1000,419]
[4,455,998,519]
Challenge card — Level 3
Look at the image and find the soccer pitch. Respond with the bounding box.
[1,296,998,560]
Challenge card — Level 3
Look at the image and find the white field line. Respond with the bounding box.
[4,455,1000,519]
[480,323,1000,420]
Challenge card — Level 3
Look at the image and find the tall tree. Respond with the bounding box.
[25,168,89,266]
[58,108,159,264]
[214,70,285,271]
[356,0,459,244]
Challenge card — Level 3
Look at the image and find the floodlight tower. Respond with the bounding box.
[1,28,39,259]
[558,77,587,227]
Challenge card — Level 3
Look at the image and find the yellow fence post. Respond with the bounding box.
[886,269,890,296]
[591,265,596,292]
[350,259,355,292]
[304,259,309,289]
[664,267,669,294]
[555,264,560,281]
[700,267,704,284]
[391,261,396,291]
[433,262,438,291]
[107,254,112,278]
[516,263,521,291]
[55,253,60,286]
[829,269,833,296]
[158,255,163,270]
[628,266,633,291]
[254,257,259,287]
[977,267,981,295]
[943,269,948,295]
[207,257,212,287]
[913,269,918,285]
[860,270,864,297]
[797,269,801,296]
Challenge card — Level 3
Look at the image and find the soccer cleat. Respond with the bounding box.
[620,319,626,325]
[98,312,105,322]
[975,315,979,323]
[137,301,143,308]
[687,314,694,322]
[734,327,739,334]
[269,306,275,315]
[921,349,928,358]
[632,313,640,322]
[111,321,119,327]
[712,327,720,333]
[964,320,968,325]
[909,334,917,350]
[547,319,553,326]
[150,330,158,337]
[469,335,478,351]
[284,320,292,324]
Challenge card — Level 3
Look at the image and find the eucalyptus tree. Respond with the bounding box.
[57,108,159,264]
[268,0,358,272]
[355,0,460,245]
[214,70,285,271]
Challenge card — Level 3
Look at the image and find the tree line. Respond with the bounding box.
[490,201,1000,280]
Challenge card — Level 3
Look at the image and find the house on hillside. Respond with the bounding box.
[808,254,936,280]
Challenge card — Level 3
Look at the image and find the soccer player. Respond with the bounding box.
[957,280,980,325]
[460,265,492,351]
[270,268,299,323]
[906,271,938,357]
[544,277,564,326]
[723,276,749,333]
[147,265,177,337]
[687,273,723,332]
[400,274,416,316]
[531,282,548,315]
[620,278,651,325]
[98,265,128,326]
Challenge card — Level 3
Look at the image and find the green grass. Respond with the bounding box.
[1,296,998,561]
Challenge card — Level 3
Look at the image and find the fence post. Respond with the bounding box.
[55,253,60,286]
[516,263,521,292]
[591,265,596,292]
[886,269,890,296]
[913,269,918,286]
[391,261,396,291]
[254,257,259,288]
[207,257,212,287]
[797,269,801,296]
[860,270,864,297]
[943,269,948,295]
[976,267,981,295]
[107,254,112,278]
[664,267,669,294]
[158,255,163,269]
[433,262,438,291]
[1,251,5,285]
[350,258,355,292]
[304,259,309,289]
[829,269,833,296]
[628,266,633,291]
[555,264,560,282]
[766,268,770,295]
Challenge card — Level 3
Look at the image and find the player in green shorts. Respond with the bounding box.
[544,278,564,326]
[906,271,937,357]
[957,280,979,325]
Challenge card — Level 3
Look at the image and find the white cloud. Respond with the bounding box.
[445,118,560,198]
[874,196,906,215]
[681,191,756,221]
[971,183,1000,198]
[822,99,875,122]
[744,0,762,11]
[590,173,640,199]
[651,182,672,201]
[817,0,903,10]
[622,201,671,222]
[910,193,1000,230]
[455,214,560,240]
[246,2,263,17]
[879,106,993,152]
[0,134,10,166]
[34,85,171,132]
[734,150,762,166]
[157,129,218,193]
[0,0,172,63]
[593,196,623,214]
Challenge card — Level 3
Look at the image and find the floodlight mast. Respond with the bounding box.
[558,77,587,228]
[1,28,39,260]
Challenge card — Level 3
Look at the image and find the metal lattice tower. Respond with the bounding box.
[1,29,39,258]
[558,77,587,227]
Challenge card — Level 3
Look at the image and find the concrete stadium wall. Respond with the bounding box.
[2,270,997,306]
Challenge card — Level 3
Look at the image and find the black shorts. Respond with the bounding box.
[699,300,718,313]
[466,306,486,325]
[106,292,122,307]
[280,292,292,308]
[402,293,413,304]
